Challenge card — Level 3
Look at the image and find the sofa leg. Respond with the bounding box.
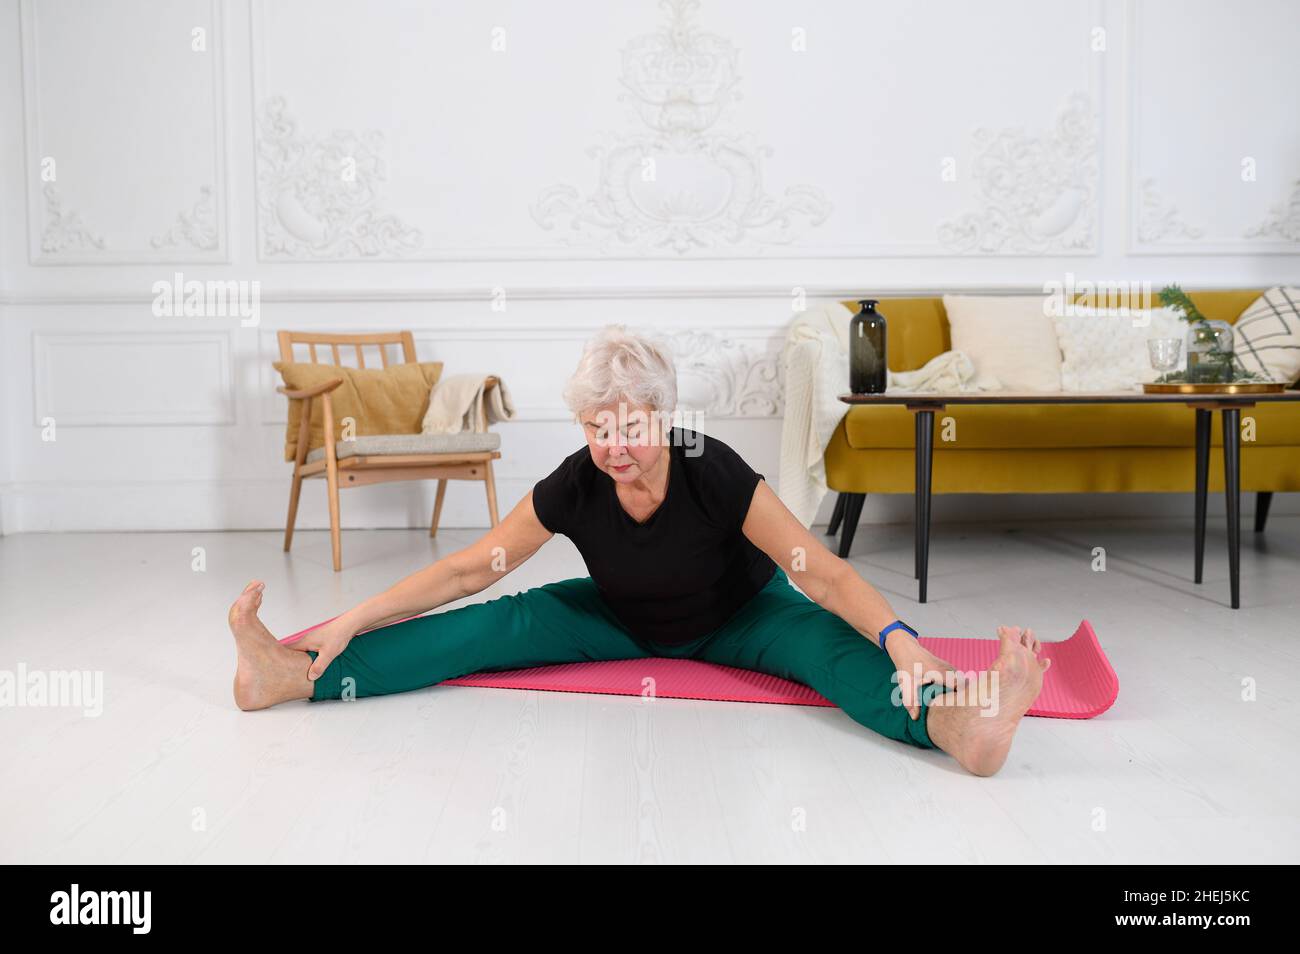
[836,494,866,558]
[826,493,847,536]
[1255,491,1273,534]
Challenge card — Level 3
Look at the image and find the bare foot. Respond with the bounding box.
[228,581,315,711]
[926,625,1050,776]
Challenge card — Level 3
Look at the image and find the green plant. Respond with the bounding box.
[1158,284,1207,323]
[1156,283,1249,382]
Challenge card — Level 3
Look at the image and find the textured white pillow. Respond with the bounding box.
[1051,306,1188,392]
[1232,286,1300,386]
[942,295,1063,391]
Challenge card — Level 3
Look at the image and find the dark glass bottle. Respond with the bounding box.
[849,299,887,394]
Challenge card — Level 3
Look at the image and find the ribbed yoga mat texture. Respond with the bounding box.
[440,620,1119,720]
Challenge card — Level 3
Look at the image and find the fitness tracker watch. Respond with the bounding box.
[877,619,918,650]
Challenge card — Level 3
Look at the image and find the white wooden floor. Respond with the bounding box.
[2,517,1297,864]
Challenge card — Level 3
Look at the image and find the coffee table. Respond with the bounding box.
[835,389,1300,607]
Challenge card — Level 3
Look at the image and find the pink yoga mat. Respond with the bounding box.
[281,617,1118,719]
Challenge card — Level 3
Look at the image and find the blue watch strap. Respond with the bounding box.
[877,619,918,649]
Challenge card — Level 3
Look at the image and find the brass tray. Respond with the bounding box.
[1143,381,1286,394]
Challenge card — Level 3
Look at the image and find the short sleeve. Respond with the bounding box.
[699,437,764,532]
[531,454,575,535]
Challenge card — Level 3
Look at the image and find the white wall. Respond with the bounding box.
[2,0,1298,533]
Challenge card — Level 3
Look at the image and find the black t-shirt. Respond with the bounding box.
[531,426,777,646]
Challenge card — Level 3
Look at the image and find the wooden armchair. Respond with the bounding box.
[277,330,502,571]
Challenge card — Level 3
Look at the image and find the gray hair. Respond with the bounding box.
[561,324,678,420]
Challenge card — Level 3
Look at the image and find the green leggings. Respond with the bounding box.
[307,566,944,749]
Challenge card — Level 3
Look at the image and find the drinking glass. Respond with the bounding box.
[1147,337,1182,373]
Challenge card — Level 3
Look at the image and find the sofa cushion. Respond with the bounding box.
[1052,306,1188,391]
[274,360,444,462]
[842,402,1300,450]
[306,432,500,463]
[942,294,1064,391]
[1232,286,1300,387]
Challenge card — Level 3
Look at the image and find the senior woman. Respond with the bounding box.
[229,325,1048,776]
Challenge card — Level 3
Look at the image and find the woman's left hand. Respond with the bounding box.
[884,632,964,720]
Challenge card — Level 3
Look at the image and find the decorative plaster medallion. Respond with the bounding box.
[151,185,219,251]
[256,96,423,259]
[1245,179,1300,242]
[532,0,831,255]
[937,91,1098,254]
[40,183,106,254]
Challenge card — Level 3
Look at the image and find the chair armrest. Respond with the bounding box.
[280,380,343,468]
[277,379,344,400]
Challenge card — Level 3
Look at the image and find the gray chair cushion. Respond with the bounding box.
[307,432,500,463]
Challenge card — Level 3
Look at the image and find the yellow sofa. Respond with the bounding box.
[825,289,1300,510]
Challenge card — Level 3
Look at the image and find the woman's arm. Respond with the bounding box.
[740,481,897,643]
[339,490,554,633]
[740,480,963,719]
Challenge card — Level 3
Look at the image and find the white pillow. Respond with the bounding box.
[1232,286,1300,386]
[1051,306,1188,392]
[942,295,1063,391]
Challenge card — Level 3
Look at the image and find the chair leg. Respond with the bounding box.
[1255,491,1273,533]
[483,459,500,526]
[430,479,448,537]
[836,493,866,558]
[325,460,342,572]
[285,396,312,553]
[826,492,847,536]
[283,469,304,552]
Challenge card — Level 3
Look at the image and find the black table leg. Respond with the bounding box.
[1194,408,1210,584]
[914,430,921,580]
[1222,408,1241,609]
[916,410,935,603]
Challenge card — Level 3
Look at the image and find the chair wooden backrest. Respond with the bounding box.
[276,328,499,432]
[277,330,417,368]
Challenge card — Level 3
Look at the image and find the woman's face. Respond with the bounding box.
[580,400,668,484]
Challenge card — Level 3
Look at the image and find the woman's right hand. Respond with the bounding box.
[885,630,965,720]
[282,614,361,681]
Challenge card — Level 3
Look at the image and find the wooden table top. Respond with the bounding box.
[839,389,1300,407]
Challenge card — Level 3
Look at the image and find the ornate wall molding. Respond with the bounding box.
[1136,177,1204,244]
[151,185,219,251]
[656,328,784,417]
[937,91,1098,255]
[21,0,229,264]
[531,0,831,256]
[255,96,424,260]
[1126,1,1299,255]
[1244,179,1300,242]
[246,0,1102,261]
[39,184,105,254]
